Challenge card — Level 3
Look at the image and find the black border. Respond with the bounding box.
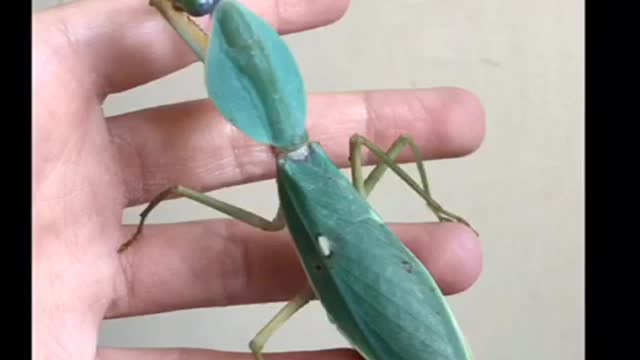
[586,2,629,357]
[584,2,590,358]
[19,0,32,357]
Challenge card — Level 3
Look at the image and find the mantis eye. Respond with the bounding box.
[173,0,221,17]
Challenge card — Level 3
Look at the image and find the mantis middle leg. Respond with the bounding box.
[117,185,286,252]
[349,134,477,233]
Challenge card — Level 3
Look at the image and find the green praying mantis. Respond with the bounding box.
[118,0,478,359]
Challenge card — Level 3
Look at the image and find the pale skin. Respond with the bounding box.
[33,0,486,359]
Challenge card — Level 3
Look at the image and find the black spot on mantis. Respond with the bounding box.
[401,259,414,274]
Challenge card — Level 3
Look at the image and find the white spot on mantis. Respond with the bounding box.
[317,235,332,257]
[287,144,310,161]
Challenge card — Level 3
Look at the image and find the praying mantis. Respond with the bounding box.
[118,0,478,359]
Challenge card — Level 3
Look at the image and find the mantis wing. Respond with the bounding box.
[277,143,473,360]
[205,0,308,150]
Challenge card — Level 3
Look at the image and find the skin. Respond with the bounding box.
[33,0,486,359]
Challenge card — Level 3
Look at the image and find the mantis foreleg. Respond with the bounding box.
[249,285,316,360]
[349,134,477,233]
[118,185,286,252]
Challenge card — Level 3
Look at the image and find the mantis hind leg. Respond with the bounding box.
[118,185,286,252]
[349,134,477,233]
[249,285,316,360]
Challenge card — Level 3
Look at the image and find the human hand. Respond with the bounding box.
[33,0,485,359]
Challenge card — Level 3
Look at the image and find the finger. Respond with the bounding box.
[109,87,486,206]
[108,221,481,318]
[98,347,361,360]
[33,0,350,97]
